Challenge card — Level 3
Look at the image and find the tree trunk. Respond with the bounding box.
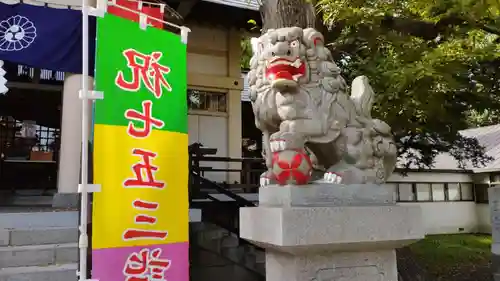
[260,0,323,32]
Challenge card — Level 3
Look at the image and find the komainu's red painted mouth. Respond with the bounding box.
[265,58,306,84]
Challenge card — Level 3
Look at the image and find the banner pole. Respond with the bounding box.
[79,0,90,279]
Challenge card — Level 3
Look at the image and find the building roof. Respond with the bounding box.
[398,124,500,172]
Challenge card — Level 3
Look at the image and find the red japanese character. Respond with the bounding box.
[123,248,171,281]
[125,100,165,138]
[115,49,172,98]
[135,214,157,224]
[131,200,159,225]
[122,229,168,241]
[123,149,165,189]
[122,199,168,241]
[132,199,159,210]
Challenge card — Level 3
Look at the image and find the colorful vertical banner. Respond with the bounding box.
[91,13,188,281]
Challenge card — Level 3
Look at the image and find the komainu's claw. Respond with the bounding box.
[323,171,343,184]
[260,170,276,187]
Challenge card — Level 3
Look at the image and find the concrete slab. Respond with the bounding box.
[0,263,77,281]
[55,243,79,264]
[0,211,78,229]
[0,243,78,268]
[0,244,52,268]
[0,230,8,246]
[9,227,78,246]
[7,196,54,207]
[190,208,202,222]
[52,193,79,208]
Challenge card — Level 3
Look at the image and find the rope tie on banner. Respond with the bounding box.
[91,0,191,43]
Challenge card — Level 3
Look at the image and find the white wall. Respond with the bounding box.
[186,24,242,184]
[400,202,479,234]
[401,202,491,235]
[476,203,491,234]
[188,114,228,183]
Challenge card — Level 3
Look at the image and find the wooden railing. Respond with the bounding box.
[189,143,265,195]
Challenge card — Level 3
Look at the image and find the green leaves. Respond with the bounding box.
[245,0,499,168]
[240,38,252,70]
[316,0,500,168]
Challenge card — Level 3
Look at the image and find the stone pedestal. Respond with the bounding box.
[489,186,500,281]
[240,184,424,281]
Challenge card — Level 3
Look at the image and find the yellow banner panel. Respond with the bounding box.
[92,124,189,249]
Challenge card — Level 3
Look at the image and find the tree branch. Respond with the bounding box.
[379,15,500,40]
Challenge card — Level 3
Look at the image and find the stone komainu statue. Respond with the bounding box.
[247,27,398,186]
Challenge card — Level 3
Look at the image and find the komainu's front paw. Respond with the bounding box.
[269,131,305,152]
[324,164,366,185]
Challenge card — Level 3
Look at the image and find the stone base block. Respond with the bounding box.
[240,204,423,254]
[267,249,397,281]
[242,184,423,281]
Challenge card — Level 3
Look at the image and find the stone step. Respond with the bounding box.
[0,211,78,229]
[0,263,77,281]
[4,196,54,207]
[198,228,228,241]
[254,249,265,264]
[243,253,257,269]
[254,262,265,275]
[221,246,245,263]
[220,234,240,248]
[0,243,78,268]
[1,226,78,246]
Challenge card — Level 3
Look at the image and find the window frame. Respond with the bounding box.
[392,182,475,202]
[187,87,228,114]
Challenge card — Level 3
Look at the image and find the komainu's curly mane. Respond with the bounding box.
[248,27,362,133]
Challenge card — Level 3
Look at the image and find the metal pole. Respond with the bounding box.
[79,0,90,278]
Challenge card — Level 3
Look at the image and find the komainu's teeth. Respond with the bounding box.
[291,59,301,68]
[292,74,302,81]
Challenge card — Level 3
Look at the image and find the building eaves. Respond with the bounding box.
[1,0,261,11]
[202,0,260,11]
[1,0,81,9]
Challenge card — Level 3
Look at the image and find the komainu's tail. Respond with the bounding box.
[350,75,374,119]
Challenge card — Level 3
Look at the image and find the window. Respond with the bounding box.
[392,182,475,203]
[432,183,446,201]
[187,89,227,112]
[492,173,500,183]
[0,117,60,160]
[399,183,414,201]
[475,184,489,203]
[447,183,461,201]
[385,183,398,201]
[416,183,431,201]
[460,183,474,201]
